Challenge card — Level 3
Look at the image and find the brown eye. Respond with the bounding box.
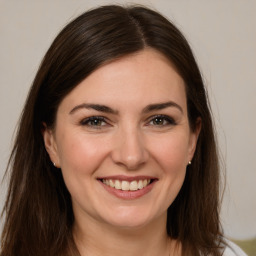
[148,115,176,126]
[88,119,104,126]
[152,117,165,125]
[80,116,107,127]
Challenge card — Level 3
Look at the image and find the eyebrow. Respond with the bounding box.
[69,104,118,115]
[142,101,183,114]
[69,101,183,115]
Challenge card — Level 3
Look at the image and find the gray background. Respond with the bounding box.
[0,0,255,240]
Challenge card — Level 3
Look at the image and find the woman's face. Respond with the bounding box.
[44,49,200,230]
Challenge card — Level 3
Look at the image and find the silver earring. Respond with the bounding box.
[53,162,56,167]
[188,161,192,165]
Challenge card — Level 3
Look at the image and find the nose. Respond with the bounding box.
[111,127,149,170]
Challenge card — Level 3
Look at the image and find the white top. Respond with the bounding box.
[223,240,248,256]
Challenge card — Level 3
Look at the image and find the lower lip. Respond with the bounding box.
[99,180,156,200]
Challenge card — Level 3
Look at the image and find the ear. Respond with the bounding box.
[42,123,60,168]
[188,118,201,162]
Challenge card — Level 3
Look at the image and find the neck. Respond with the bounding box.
[73,212,180,256]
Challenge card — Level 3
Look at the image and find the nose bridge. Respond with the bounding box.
[111,124,148,169]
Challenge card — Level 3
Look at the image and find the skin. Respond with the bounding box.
[43,49,201,256]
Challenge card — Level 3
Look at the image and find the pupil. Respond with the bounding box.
[154,118,163,125]
[93,119,101,125]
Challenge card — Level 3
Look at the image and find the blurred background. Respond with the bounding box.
[0,0,255,254]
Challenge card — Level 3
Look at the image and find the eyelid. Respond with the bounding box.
[146,114,176,126]
[79,114,176,129]
[80,116,110,127]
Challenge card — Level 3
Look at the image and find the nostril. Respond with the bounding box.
[110,130,149,169]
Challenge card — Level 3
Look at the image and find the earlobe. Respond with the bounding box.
[42,124,60,167]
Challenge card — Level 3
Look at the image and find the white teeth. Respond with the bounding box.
[121,181,130,191]
[109,179,115,187]
[102,178,152,191]
[129,181,138,191]
[138,180,143,189]
[115,180,121,190]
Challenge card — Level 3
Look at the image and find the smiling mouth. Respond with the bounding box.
[101,179,152,191]
[98,176,157,199]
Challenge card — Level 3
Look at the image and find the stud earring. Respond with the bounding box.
[53,162,56,167]
[188,161,192,165]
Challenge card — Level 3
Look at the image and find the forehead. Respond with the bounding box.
[58,49,187,113]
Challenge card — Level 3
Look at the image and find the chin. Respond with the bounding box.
[101,206,162,230]
[108,218,151,230]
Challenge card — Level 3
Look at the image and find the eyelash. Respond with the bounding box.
[147,115,176,127]
[80,116,108,128]
[80,114,176,128]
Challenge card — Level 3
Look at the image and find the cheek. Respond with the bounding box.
[149,133,190,174]
[56,133,111,211]
[147,133,189,210]
[56,132,109,182]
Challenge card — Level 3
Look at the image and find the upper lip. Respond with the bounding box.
[97,175,158,181]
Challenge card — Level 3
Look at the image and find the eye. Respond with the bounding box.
[147,115,176,126]
[80,116,108,127]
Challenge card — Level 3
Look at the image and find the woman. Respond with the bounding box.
[0,4,247,256]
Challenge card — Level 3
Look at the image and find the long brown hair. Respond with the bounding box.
[1,5,225,256]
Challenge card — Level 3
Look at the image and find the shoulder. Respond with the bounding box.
[222,239,248,256]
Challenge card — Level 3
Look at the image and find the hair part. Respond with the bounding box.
[1,5,225,256]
